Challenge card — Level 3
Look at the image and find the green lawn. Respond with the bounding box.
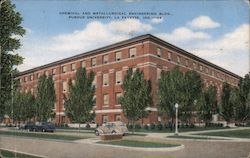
[0,149,42,158]
[97,140,180,148]
[0,130,89,141]
[129,126,227,133]
[196,129,250,138]
[167,135,226,140]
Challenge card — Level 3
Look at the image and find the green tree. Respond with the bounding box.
[0,0,25,120]
[119,68,152,132]
[35,75,56,122]
[64,68,95,130]
[220,82,234,126]
[181,71,203,123]
[157,66,185,130]
[198,85,218,124]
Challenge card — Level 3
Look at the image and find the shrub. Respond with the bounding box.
[150,123,155,130]
[144,124,149,130]
[190,123,195,128]
[85,123,90,128]
[157,123,163,130]
[128,124,133,129]
[135,124,142,129]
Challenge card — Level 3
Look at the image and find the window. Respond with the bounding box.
[212,70,215,76]
[30,75,33,81]
[71,63,76,71]
[62,81,68,92]
[115,115,121,121]
[168,52,172,61]
[103,73,109,86]
[205,68,209,74]
[24,76,28,82]
[157,48,162,57]
[91,58,96,67]
[103,94,109,106]
[103,55,108,64]
[52,69,56,76]
[102,115,108,124]
[92,75,97,87]
[157,68,161,80]
[115,92,122,104]
[30,88,34,94]
[199,65,203,72]
[115,71,122,84]
[62,66,67,73]
[193,62,197,70]
[19,78,22,83]
[177,55,181,64]
[115,52,122,61]
[185,59,189,67]
[45,70,49,76]
[81,61,86,68]
[129,48,136,58]
[36,73,40,79]
[72,79,76,85]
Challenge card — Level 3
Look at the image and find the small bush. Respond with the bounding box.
[150,123,155,130]
[190,123,195,128]
[135,124,142,129]
[144,124,149,130]
[157,124,163,130]
[128,124,133,129]
[85,123,90,128]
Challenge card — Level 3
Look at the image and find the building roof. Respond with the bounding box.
[17,34,242,79]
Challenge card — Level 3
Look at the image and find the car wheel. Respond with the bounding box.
[42,129,46,132]
[111,130,116,134]
[95,130,99,136]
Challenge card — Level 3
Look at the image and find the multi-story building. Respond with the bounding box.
[17,34,241,125]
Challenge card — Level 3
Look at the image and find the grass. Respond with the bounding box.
[0,149,42,158]
[196,129,250,138]
[97,140,180,148]
[167,135,225,140]
[0,130,90,141]
[129,126,227,133]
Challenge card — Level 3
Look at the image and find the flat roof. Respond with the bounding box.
[17,34,241,79]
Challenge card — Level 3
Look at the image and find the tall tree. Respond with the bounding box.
[220,82,234,126]
[181,70,203,123]
[158,66,185,130]
[198,85,218,124]
[0,0,25,120]
[36,75,56,122]
[119,68,152,132]
[64,68,95,129]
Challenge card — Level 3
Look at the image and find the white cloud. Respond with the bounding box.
[17,19,152,71]
[156,27,211,42]
[151,18,164,24]
[187,16,220,29]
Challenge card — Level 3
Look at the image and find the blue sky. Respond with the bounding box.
[13,0,250,76]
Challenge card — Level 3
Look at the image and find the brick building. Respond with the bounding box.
[17,34,241,125]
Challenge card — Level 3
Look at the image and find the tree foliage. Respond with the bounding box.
[119,68,152,129]
[0,0,25,119]
[35,75,56,122]
[64,68,95,126]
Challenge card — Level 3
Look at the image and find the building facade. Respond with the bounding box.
[17,34,241,125]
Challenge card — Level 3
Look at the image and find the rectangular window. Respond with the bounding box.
[185,59,189,67]
[115,115,121,121]
[45,70,49,76]
[157,48,162,57]
[71,63,76,71]
[92,75,97,87]
[193,62,197,70]
[205,68,209,74]
[177,55,181,64]
[102,115,108,124]
[62,66,67,73]
[103,55,108,64]
[157,68,161,80]
[52,69,56,76]
[168,52,172,61]
[115,52,122,61]
[91,58,96,67]
[30,75,33,81]
[62,81,68,92]
[72,79,76,85]
[36,73,40,79]
[103,73,109,86]
[212,70,215,76]
[24,76,28,82]
[129,47,136,58]
[115,71,122,84]
[199,65,203,72]
[115,92,122,104]
[81,61,86,68]
[103,94,109,106]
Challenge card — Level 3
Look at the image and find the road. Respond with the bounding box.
[0,135,250,158]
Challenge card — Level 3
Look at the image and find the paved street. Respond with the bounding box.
[1,135,250,158]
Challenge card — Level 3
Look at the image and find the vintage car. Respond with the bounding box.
[95,121,128,136]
